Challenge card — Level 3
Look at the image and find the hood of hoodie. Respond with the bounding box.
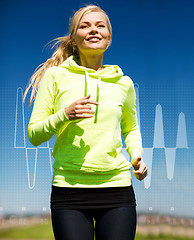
[59,56,124,124]
[60,56,124,81]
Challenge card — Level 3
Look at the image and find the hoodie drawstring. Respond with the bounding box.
[84,70,89,97]
[85,70,101,124]
[94,76,101,123]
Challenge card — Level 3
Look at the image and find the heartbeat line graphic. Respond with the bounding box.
[14,86,188,189]
[134,84,188,189]
[14,88,53,189]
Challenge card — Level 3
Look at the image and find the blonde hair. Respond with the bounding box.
[24,5,112,103]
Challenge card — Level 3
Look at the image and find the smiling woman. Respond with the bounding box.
[24,4,147,240]
[72,11,111,70]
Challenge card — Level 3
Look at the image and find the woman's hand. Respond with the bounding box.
[65,94,99,120]
[132,156,148,181]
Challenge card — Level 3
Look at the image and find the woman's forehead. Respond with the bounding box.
[79,11,107,23]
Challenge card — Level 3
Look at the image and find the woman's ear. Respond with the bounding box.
[107,34,112,47]
[107,38,112,48]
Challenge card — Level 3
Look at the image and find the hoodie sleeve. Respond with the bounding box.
[121,77,143,164]
[28,68,70,146]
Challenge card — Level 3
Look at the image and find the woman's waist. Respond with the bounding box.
[52,167,132,188]
[52,149,132,173]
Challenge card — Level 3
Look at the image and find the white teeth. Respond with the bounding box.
[88,37,100,40]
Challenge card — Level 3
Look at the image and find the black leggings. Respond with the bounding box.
[51,206,136,240]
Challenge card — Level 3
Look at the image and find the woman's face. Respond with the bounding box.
[73,11,111,56]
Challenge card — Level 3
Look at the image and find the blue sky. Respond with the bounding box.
[0,0,194,218]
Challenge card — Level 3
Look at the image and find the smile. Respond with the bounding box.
[87,37,101,42]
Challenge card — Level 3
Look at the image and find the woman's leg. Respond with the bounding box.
[95,206,137,240]
[51,208,94,240]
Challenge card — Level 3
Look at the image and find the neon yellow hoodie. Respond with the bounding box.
[28,56,143,188]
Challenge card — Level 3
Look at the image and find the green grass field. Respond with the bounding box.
[0,222,193,240]
[0,221,54,239]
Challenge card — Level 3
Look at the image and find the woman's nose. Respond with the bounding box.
[89,25,98,33]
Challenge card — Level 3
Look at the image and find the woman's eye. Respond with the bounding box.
[79,25,87,29]
[98,24,105,28]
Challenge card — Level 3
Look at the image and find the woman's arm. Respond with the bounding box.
[121,78,147,180]
[28,68,70,146]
